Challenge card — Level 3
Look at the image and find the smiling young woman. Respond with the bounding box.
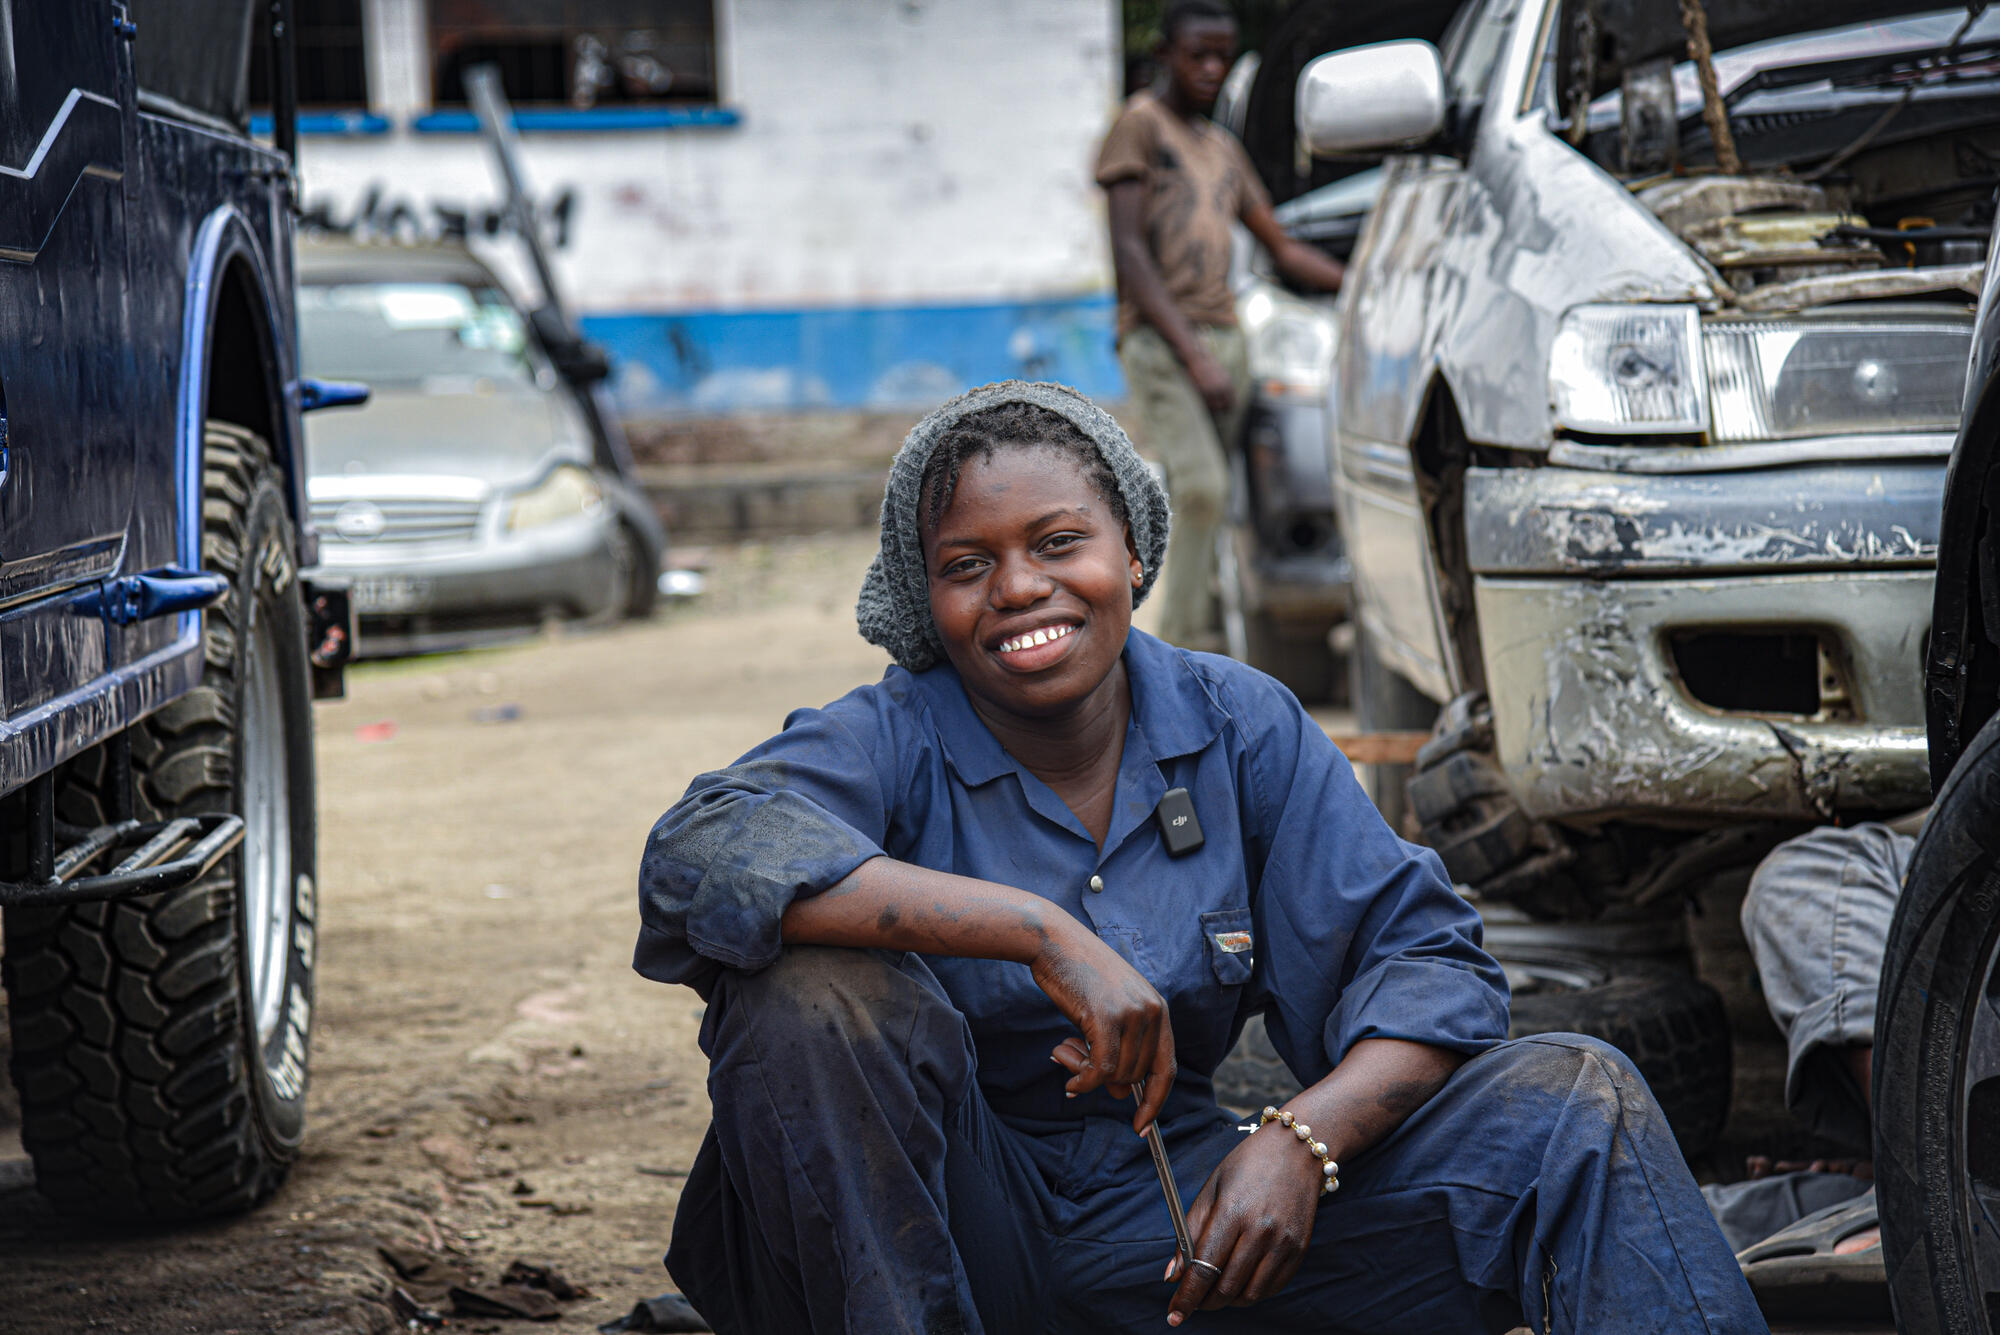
[634,382,1766,1335]
[918,406,1146,847]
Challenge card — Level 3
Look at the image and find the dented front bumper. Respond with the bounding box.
[1466,460,1942,822]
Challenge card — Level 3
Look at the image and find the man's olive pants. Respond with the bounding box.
[1117,324,1249,652]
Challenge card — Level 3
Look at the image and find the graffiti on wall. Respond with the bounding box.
[299,183,578,250]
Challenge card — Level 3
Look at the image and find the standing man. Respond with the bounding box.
[1096,0,1347,652]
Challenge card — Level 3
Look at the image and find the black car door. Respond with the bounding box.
[0,1,138,726]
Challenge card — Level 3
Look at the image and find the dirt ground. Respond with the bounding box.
[0,533,916,1335]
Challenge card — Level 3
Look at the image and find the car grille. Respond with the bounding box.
[311,497,486,545]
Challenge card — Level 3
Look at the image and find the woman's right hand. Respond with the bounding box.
[1031,921,1176,1133]
[782,859,1176,1129]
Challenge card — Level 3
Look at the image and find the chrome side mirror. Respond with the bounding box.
[1296,40,1447,157]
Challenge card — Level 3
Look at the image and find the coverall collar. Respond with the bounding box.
[911,627,1231,793]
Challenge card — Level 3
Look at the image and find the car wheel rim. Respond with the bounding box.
[242,602,294,1049]
[1498,959,1605,996]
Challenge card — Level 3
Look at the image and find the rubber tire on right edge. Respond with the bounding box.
[1876,707,2000,1335]
[1500,945,1732,1158]
[1,422,317,1220]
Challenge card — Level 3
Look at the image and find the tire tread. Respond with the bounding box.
[2,424,307,1220]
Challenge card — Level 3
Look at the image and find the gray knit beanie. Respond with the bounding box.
[857,380,1171,672]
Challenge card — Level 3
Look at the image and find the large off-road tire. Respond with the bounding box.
[2,422,318,1220]
[1876,708,2000,1334]
[1406,694,1537,887]
[1501,945,1732,1157]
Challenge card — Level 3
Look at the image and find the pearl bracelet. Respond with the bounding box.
[1256,1106,1340,1195]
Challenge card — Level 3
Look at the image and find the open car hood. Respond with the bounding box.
[1567,0,1956,98]
[1241,1,1464,205]
[1244,0,1962,203]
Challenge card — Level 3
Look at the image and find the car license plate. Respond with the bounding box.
[350,576,432,613]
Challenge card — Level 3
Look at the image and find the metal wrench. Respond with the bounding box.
[1132,1078,1195,1267]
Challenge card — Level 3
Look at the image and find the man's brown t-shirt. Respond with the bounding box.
[1095,89,1270,338]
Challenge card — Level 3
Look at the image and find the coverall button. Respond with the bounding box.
[1088,875,1104,893]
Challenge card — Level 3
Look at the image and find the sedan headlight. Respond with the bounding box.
[504,464,604,532]
[1549,304,1707,434]
[1703,317,1969,442]
[1551,303,1972,443]
[1240,283,1336,397]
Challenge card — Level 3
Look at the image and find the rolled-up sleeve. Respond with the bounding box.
[1226,671,1508,1082]
[634,690,901,989]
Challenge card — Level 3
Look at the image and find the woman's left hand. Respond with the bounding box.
[1164,1123,1324,1322]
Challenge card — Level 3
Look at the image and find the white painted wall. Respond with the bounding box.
[299,0,1123,316]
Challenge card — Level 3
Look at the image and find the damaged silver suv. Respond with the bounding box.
[1263,2,2000,1170]
[1307,1,1988,892]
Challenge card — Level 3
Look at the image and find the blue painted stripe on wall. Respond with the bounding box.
[411,106,742,133]
[249,107,736,136]
[250,111,392,136]
[580,293,1127,418]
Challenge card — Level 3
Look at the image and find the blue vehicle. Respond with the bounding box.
[0,2,356,1220]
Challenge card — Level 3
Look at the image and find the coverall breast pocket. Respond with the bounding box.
[1200,907,1255,987]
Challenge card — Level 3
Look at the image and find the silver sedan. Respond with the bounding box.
[299,240,664,657]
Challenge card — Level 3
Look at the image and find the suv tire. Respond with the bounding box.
[2,422,317,1220]
[1876,707,2000,1334]
[1211,946,1732,1157]
[1501,945,1732,1157]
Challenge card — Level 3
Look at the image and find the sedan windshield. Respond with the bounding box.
[299,282,539,389]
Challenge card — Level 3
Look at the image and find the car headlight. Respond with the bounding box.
[503,464,604,532]
[1240,283,1335,397]
[1703,317,1969,442]
[1551,303,1972,443]
[1549,304,1707,435]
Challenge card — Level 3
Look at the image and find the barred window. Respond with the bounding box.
[430,0,718,108]
[249,0,368,108]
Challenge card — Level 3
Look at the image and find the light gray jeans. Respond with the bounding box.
[1742,821,1913,1151]
[1700,824,1911,1250]
[1117,323,1249,652]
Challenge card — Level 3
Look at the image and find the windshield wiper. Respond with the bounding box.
[1724,37,2000,110]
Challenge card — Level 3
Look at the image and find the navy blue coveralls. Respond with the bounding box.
[635,630,1765,1334]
